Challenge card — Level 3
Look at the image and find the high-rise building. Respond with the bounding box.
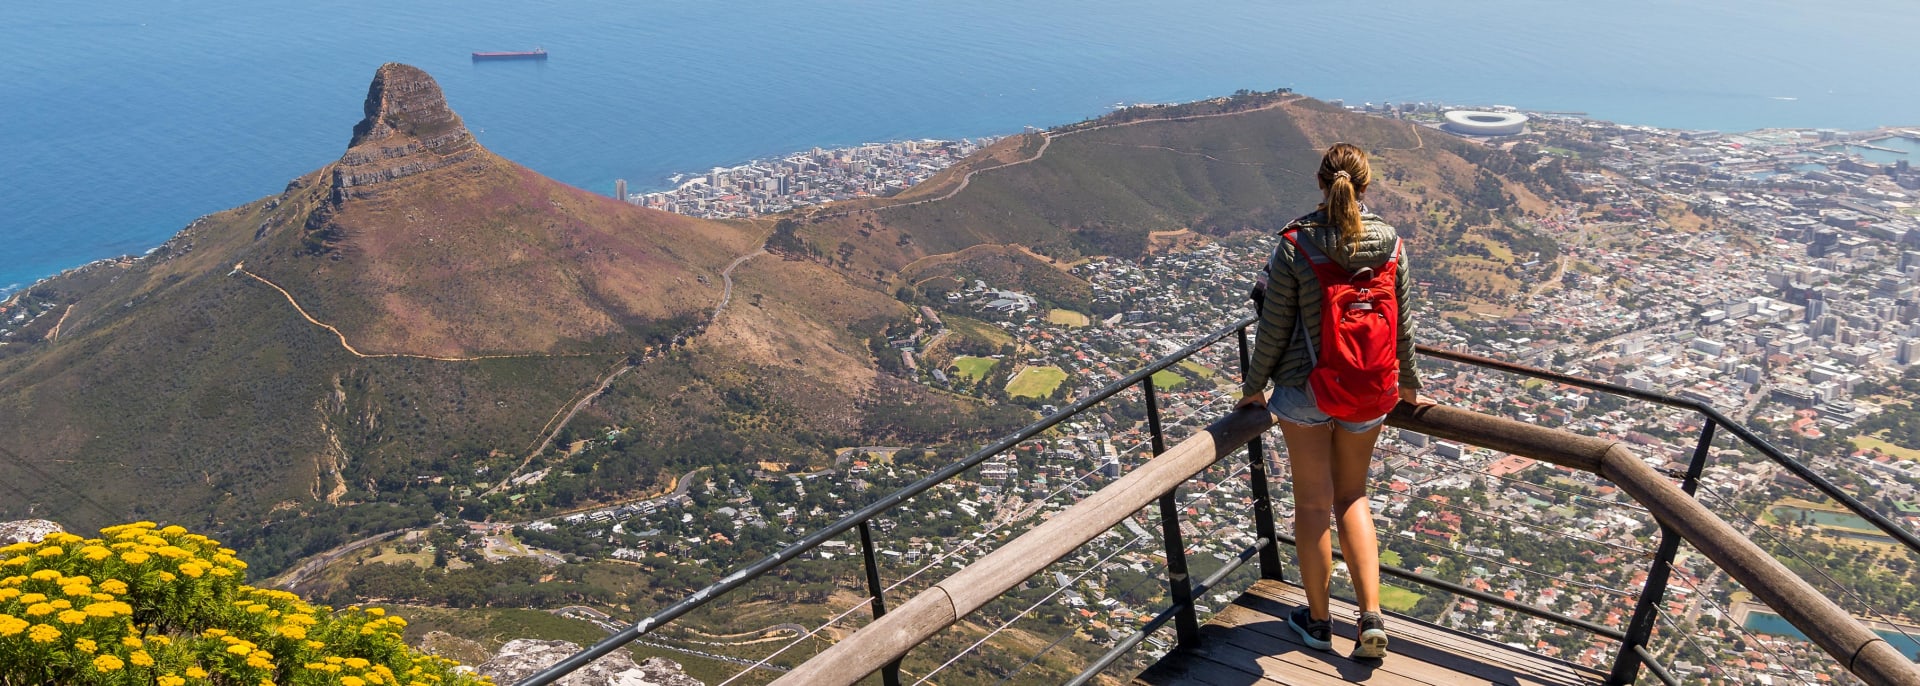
[614,178,627,203]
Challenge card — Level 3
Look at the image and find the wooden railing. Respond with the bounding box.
[771,402,1920,686]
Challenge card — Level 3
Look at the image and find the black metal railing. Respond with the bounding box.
[519,316,1920,686]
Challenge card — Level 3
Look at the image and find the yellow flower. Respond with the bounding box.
[29,569,61,582]
[122,635,144,647]
[246,654,274,669]
[100,578,128,594]
[57,609,88,625]
[80,545,112,561]
[75,637,97,653]
[304,640,325,650]
[186,666,209,678]
[158,677,186,686]
[226,643,252,656]
[23,603,53,617]
[17,592,45,603]
[131,650,155,666]
[0,588,18,601]
[149,635,171,646]
[159,525,187,536]
[120,551,150,565]
[344,657,371,669]
[35,546,63,557]
[202,628,228,638]
[157,571,176,582]
[179,562,205,578]
[50,599,71,609]
[27,623,59,643]
[366,607,386,617]
[246,603,269,613]
[62,583,92,596]
[0,614,26,636]
[277,624,307,639]
[93,654,124,672]
[388,616,408,628]
[341,677,367,686]
[154,545,189,558]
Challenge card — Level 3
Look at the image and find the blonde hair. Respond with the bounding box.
[1316,143,1372,253]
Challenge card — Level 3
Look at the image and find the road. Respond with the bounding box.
[551,606,791,674]
[272,529,406,592]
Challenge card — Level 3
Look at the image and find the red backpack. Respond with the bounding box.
[1282,228,1402,422]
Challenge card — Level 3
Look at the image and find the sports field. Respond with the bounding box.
[953,355,997,381]
[1006,366,1068,398]
[1046,309,1092,327]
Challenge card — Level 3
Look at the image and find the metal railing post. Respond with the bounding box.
[1144,376,1199,646]
[857,521,902,686]
[1238,326,1283,580]
[1608,421,1713,684]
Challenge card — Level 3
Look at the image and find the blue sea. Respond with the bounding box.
[4,0,1919,293]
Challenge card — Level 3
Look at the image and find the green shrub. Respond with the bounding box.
[0,522,488,686]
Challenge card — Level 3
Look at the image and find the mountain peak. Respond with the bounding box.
[335,63,482,192]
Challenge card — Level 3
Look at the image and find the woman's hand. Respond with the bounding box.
[1399,387,1431,406]
[1235,390,1267,411]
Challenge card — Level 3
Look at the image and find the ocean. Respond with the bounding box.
[4,0,1918,293]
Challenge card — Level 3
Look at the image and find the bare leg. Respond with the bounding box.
[1332,424,1385,614]
[1280,419,1336,620]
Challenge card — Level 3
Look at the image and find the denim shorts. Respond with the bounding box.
[1268,384,1387,433]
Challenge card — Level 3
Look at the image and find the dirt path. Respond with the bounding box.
[715,249,765,316]
[42,305,71,342]
[234,264,605,362]
[488,246,766,495]
[817,96,1303,222]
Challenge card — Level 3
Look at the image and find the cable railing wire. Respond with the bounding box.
[910,536,1148,685]
[713,596,878,686]
[1384,487,1654,557]
[1654,606,1728,681]
[1661,555,1815,686]
[1367,520,1640,599]
[965,461,1257,685]
[1381,443,1651,514]
[1696,484,1920,653]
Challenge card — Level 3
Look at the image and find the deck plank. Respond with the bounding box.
[1138,580,1606,686]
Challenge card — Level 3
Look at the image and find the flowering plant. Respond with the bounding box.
[0,522,490,686]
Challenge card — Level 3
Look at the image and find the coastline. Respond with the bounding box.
[11,106,1920,298]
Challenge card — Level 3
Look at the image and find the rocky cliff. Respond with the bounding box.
[476,639,704,686]
[334,63,485,194]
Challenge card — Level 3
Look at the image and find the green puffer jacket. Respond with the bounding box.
[1242,209,1419,398]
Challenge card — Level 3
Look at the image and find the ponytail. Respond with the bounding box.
[1316,143,1371,256]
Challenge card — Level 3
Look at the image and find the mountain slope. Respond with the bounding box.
[0,64,757,552]
[789,91,1570,308]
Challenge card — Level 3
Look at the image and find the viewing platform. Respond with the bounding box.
[1138,579,1604,685]
[517,316,1920,686]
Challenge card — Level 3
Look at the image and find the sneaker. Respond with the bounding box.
[1287,606,1333,651]
[1353,611,1389,659]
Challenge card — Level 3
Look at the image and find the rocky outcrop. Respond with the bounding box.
[476,639,704,686]
[331,63,485,196]
[0,519,64,545]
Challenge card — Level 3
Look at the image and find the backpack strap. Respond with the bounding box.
[1280,229,1320,365]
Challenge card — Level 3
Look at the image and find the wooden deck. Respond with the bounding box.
[1136,580,1607,686]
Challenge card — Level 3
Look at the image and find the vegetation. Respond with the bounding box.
[1005,367,1069,399]
[0,522,483,686]
[952,356,997,382]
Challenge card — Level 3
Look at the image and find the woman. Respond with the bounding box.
[1236,142,1421,660]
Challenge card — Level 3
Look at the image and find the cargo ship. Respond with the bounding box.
[471,48,547,61]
